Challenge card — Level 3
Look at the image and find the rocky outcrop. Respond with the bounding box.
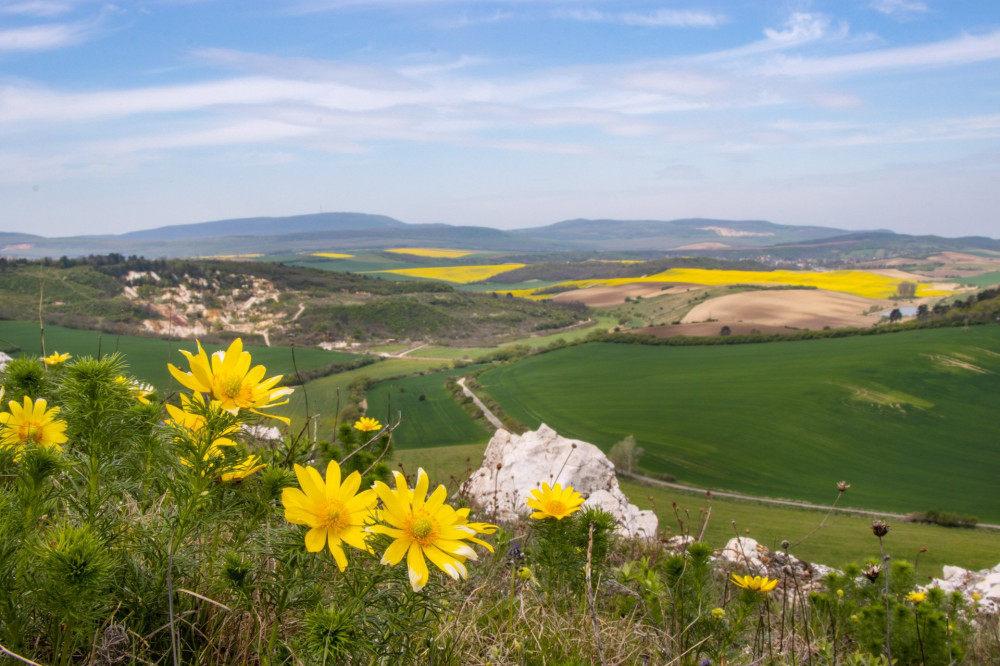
[926,562,1000,613]
[461,424,658,538]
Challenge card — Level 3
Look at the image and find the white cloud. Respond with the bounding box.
[0,20,92,52]
[870,0,930,19]
[560,8,724,28]
[760,29,1000,77]
[0,1,79,16]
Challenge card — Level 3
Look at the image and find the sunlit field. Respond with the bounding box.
[384,248,477,258]
[377,263,526,283]
[310,252,355,258]
[499,268,955,300]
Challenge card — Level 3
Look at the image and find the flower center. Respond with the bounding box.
[407,516,438,546]
[218,372,245,400]
[322,500,348,534]
[19,422,43,444]
[545,500,566,516]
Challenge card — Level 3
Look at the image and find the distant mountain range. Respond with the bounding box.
[2,212,998,260]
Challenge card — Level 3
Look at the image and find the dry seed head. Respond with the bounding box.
[871,520,889,537]
[837,480,850,492]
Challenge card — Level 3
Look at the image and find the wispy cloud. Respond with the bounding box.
[870,0,930,20]
[560,8,724,28]
[760,29,1000,77]
[0,19,94,52]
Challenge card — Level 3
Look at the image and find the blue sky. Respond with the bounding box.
[2,0,999,239]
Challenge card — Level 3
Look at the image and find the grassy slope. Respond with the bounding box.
[476,326,1000,522]
[389,443,1000,572]
[365,367,491,450]
[0,321,351,391]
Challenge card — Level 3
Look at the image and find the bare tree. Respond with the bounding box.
[609,435,644,475]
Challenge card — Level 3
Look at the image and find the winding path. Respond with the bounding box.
[457,377,505,431]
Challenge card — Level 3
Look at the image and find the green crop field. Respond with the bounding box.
[365,367,491,450]
[285,357,453,439]
[476,326,1000,522]
[0,321,352,392]
[388,443,1000,572]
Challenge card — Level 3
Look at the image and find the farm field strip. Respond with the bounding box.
[498,268,956,300]
[375,263,526,283]
[475,326,1000,522]
[384,248,477,258]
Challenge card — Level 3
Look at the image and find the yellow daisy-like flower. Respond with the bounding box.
[369,468,485,592]
[0,396,68,453]
[116,375,155,405]
[281,461,378,572]
[906,591,926,603]
[730,574,779,593]
[42,351,71,367]
[219,454,267,482]
[455,507,498,551]
[353,416,382,433]
[168,338,293,423]
[526,482,585,520]
[166,393,240,462]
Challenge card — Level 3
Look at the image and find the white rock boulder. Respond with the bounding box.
[461,424,658,538]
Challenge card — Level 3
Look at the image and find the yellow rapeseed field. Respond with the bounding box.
[378,264,525,283]
[497,268,953,300]
[385,248,476,258]
[196,254,263,259]
[311,252,355,259]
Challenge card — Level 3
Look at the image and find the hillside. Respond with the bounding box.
[0,256,589,348]
[475,326,1000,523]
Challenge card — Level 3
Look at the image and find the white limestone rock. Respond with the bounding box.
[461,424,658,538]
[0,351,11,372]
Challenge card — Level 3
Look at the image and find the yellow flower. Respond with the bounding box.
[711,607,726,620]
[526,482,585,520]
[220,454,266,482]
[972,593,982,601]
[166,393,240,464]
[369,469,485,592]
[42,351,71,367]
[116,375,155,404]
[353,417,382,433]
[281,461,377,571]
[730,574,779,593]
[837,589,844,598]
[0,396,68,453]
[906,591,926,603]
[454,507,498,551]
[168,338,293,423]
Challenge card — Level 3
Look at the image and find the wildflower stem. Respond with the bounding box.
[878,535,892,665]
[584,521,607,666]
[0,642,46,666]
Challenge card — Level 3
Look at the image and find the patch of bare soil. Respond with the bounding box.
[680,289,884,330]
[550,282,694,307]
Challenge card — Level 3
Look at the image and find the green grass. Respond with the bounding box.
[619,479,1000,575]
[0,321,353,392]
[365,367,491,450]
[393,443,487,488]
[287,357,453,439]
[386,441,1000,573]
[956,271,1000,287]
[476,327,1000,522]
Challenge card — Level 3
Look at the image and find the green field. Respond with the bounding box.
[286,357,454,440]
[477,327,1000,522]
[365,367,490,450]
[0,321,353,392]
[957,270,1000,288]
[389,443,1000,573]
